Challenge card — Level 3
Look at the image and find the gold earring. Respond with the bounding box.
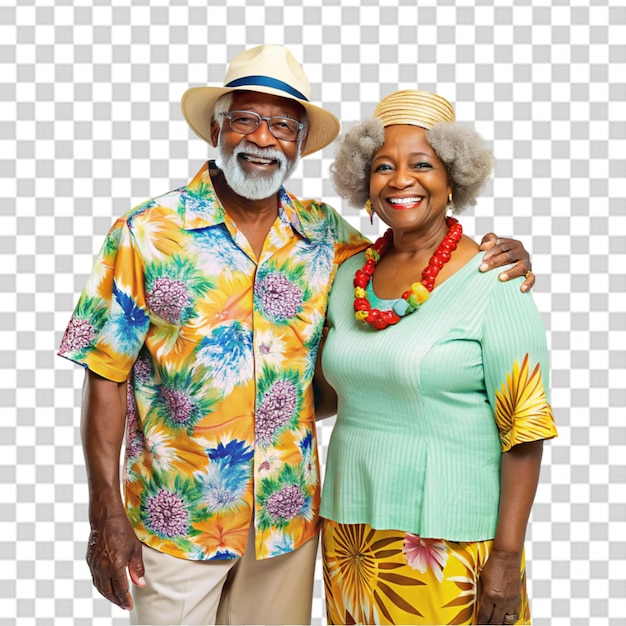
[365,199,374,225]
[447,193,456,213]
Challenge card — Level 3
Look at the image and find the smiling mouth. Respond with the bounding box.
[387,196,423,207]
[239,153,279,166]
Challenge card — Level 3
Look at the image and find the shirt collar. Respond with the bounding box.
[182,161,317,241]
[181,161,227,230]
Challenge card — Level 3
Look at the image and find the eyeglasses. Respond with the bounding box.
[220,110,304,142]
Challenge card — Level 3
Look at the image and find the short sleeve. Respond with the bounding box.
[482,276,558,452]
[57,218,150,382]
[323,203,370,267]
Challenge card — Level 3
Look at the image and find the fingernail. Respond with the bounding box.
[499,273,508,281]
[138,577,145,586]
[480,263,488,271]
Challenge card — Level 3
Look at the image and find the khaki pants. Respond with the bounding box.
[130,523,318,625]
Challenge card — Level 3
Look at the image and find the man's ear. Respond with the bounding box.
[210,119,220,146]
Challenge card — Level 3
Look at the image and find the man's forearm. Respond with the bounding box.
[81,370,128,522]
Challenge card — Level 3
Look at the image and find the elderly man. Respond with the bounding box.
[58,44,532,625]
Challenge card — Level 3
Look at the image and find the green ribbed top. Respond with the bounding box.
[320,252,556,541]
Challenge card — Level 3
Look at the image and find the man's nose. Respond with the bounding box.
[245,119,277,147]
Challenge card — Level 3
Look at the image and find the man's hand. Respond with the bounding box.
[476,549,522,624]
[81,370,145,610]
[479,234,534,292]
[86,515,145,610]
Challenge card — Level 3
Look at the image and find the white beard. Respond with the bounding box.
[215,136,300,200]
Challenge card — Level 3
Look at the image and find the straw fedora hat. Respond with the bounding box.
[181,44,340,157]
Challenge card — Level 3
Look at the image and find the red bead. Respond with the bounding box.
[353,222,462,330]
[381,310,401,325]
[354,298,371,311]
[354,274,369,289]
[366,309,382,323]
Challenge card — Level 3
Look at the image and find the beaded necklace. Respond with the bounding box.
[353,216,463,330]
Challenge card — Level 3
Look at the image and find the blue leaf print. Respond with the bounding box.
[197,321,254,393]
[299,431,313,455]
[113,281,149,327]
[102,281,149,355]
[199,439,254,513]
[194,227,251,273]
[209,440,255,465]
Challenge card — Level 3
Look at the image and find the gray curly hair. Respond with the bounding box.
[330,118,494,211]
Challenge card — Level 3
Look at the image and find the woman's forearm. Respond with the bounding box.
[475,440,545,623]
[493,439,544,556]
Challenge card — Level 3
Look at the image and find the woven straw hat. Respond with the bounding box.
[181,45,340,157]
[374,89,455,129]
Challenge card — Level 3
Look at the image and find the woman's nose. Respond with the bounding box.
[388,167,413,188]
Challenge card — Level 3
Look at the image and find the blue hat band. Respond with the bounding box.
[225,75,309,102]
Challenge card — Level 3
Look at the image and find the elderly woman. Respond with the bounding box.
[316,90,558,625]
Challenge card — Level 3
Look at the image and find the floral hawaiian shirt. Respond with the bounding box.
[58,161,368,561]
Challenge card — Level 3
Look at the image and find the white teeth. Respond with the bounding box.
[389,197,422,205]
[242,155,275,164]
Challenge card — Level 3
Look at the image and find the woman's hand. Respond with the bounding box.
[476,549,522,624]
[479,234,534,292]
[480,440,543,624]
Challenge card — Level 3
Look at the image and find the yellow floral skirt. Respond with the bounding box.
[322,519,530,625]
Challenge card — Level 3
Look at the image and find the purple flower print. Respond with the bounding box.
[59,318,96,354]
[265,485,304,523]
[256,380,297,445]
[146,277,190,323]
[124,393,143,459]
[133,357,152,383]
[161,387,196,426]
[145,489,189,538]
[256,272,303,321]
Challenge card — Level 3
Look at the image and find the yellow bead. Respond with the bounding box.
[410,282,430,304]
[365,248,380,262]
[354,287,366,298]
[355,310,369,321]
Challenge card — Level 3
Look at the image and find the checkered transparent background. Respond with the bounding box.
[1,0,625,624]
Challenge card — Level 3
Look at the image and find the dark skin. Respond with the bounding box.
[476,440,543,624]
[81,91,308,611]
[208,91,306,258]
[313,385,543,622]
[82,92,533,611]
[315,125,541,624]
[81,371,143,611]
